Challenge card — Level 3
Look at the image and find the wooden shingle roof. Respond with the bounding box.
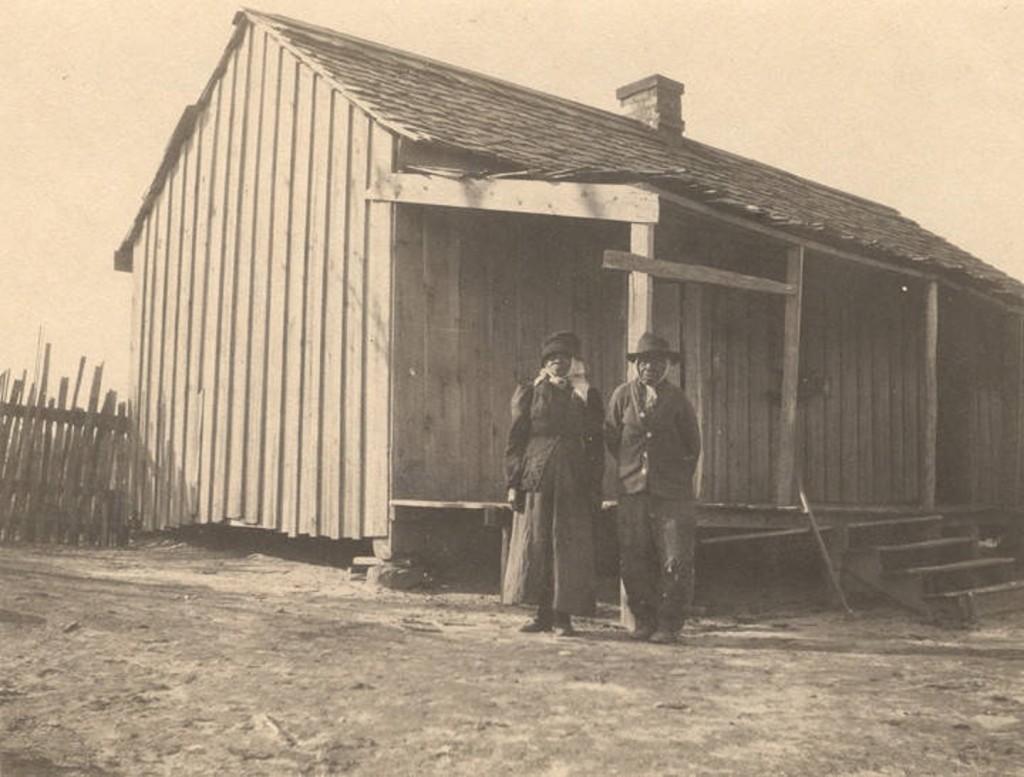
[245,9,1022,301]
[121,8,1020,300]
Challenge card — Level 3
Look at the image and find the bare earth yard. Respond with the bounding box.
[1,540,1023,776]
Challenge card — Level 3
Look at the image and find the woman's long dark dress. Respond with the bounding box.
[503,378,604,616]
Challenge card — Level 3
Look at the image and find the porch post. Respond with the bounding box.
[621,222,656,629]
[775,246,805,505]
[368,194,397,557]
[1016,315,1024,506]
[628,224,656,342]
[682,284,704,499]
[923,280,938,512]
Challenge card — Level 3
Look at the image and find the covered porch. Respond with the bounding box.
[372,172,1024,531]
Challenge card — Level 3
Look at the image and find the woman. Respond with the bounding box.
[503,331,604,636]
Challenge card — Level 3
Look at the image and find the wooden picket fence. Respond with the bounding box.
[0,348,133,546]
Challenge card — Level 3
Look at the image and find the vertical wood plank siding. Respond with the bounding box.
[681,285,705,497]
[1011,318,1024,506]
[261,45,294,531]
[280,58,312,537]
[342,112,372,537]
[392,208,627,502]
[226,25,259,523]
[690,257,928,507]
[320,91,349,539]
[243,30,273,526]
[210,39,243,523]
[131,221,150,527]
[936,290,1016,506]
[299,75,331,536]
[797,261,923,505]
[180,140,202,520]
[166,137,190,527]
[696,287,781,504]
[148,185,167,526]
[129,25,396,536]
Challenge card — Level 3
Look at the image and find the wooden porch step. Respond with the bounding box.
[889,556,1016,578]
[700,527,818,547]
[887,556,1017,596]
[873,537,973,553]
[868,536,976,570]
[846,515,944,548]
[925,580,1024,621]
[847,514,943,530]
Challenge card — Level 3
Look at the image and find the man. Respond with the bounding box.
[605,332,701,644]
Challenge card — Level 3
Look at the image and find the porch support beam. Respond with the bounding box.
[365,198,396,541]
[682,284,704,499]
[604,250,796,296]
[922,280,939,511]
[368,173,660,223]
[627,227,656,346]
[775,246,805,505]
[646,183,1024,315]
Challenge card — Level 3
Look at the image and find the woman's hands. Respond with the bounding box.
[507,487,525,513]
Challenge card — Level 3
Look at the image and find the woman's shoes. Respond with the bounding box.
[629,621,656,641]
[648,629,679,644]
[551,612,575,637]
[520,610,575,636]
[552,622,576,637]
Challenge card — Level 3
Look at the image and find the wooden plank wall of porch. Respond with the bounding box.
[610,195,1024,527]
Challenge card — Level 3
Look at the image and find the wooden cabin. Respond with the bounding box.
[114,11,1024,575]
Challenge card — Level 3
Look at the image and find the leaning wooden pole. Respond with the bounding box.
[799,483,852,615]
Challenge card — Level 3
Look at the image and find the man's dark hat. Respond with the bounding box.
[540,330,581,362]
[627,332,680,363]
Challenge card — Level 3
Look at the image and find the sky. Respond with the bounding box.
[1,0,1022,396]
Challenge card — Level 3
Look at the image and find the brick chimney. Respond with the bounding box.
[616,74,685,137]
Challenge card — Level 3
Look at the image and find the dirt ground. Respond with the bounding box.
[2,535,1023,777]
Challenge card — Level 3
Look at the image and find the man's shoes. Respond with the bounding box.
[551,612,575,637]
[649,629,679,644]
[552,622,576,637]
[629,621,656,641]
[519,618,552,633]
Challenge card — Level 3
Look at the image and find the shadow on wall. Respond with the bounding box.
[696,532,839,615]
[137,522,372,567]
